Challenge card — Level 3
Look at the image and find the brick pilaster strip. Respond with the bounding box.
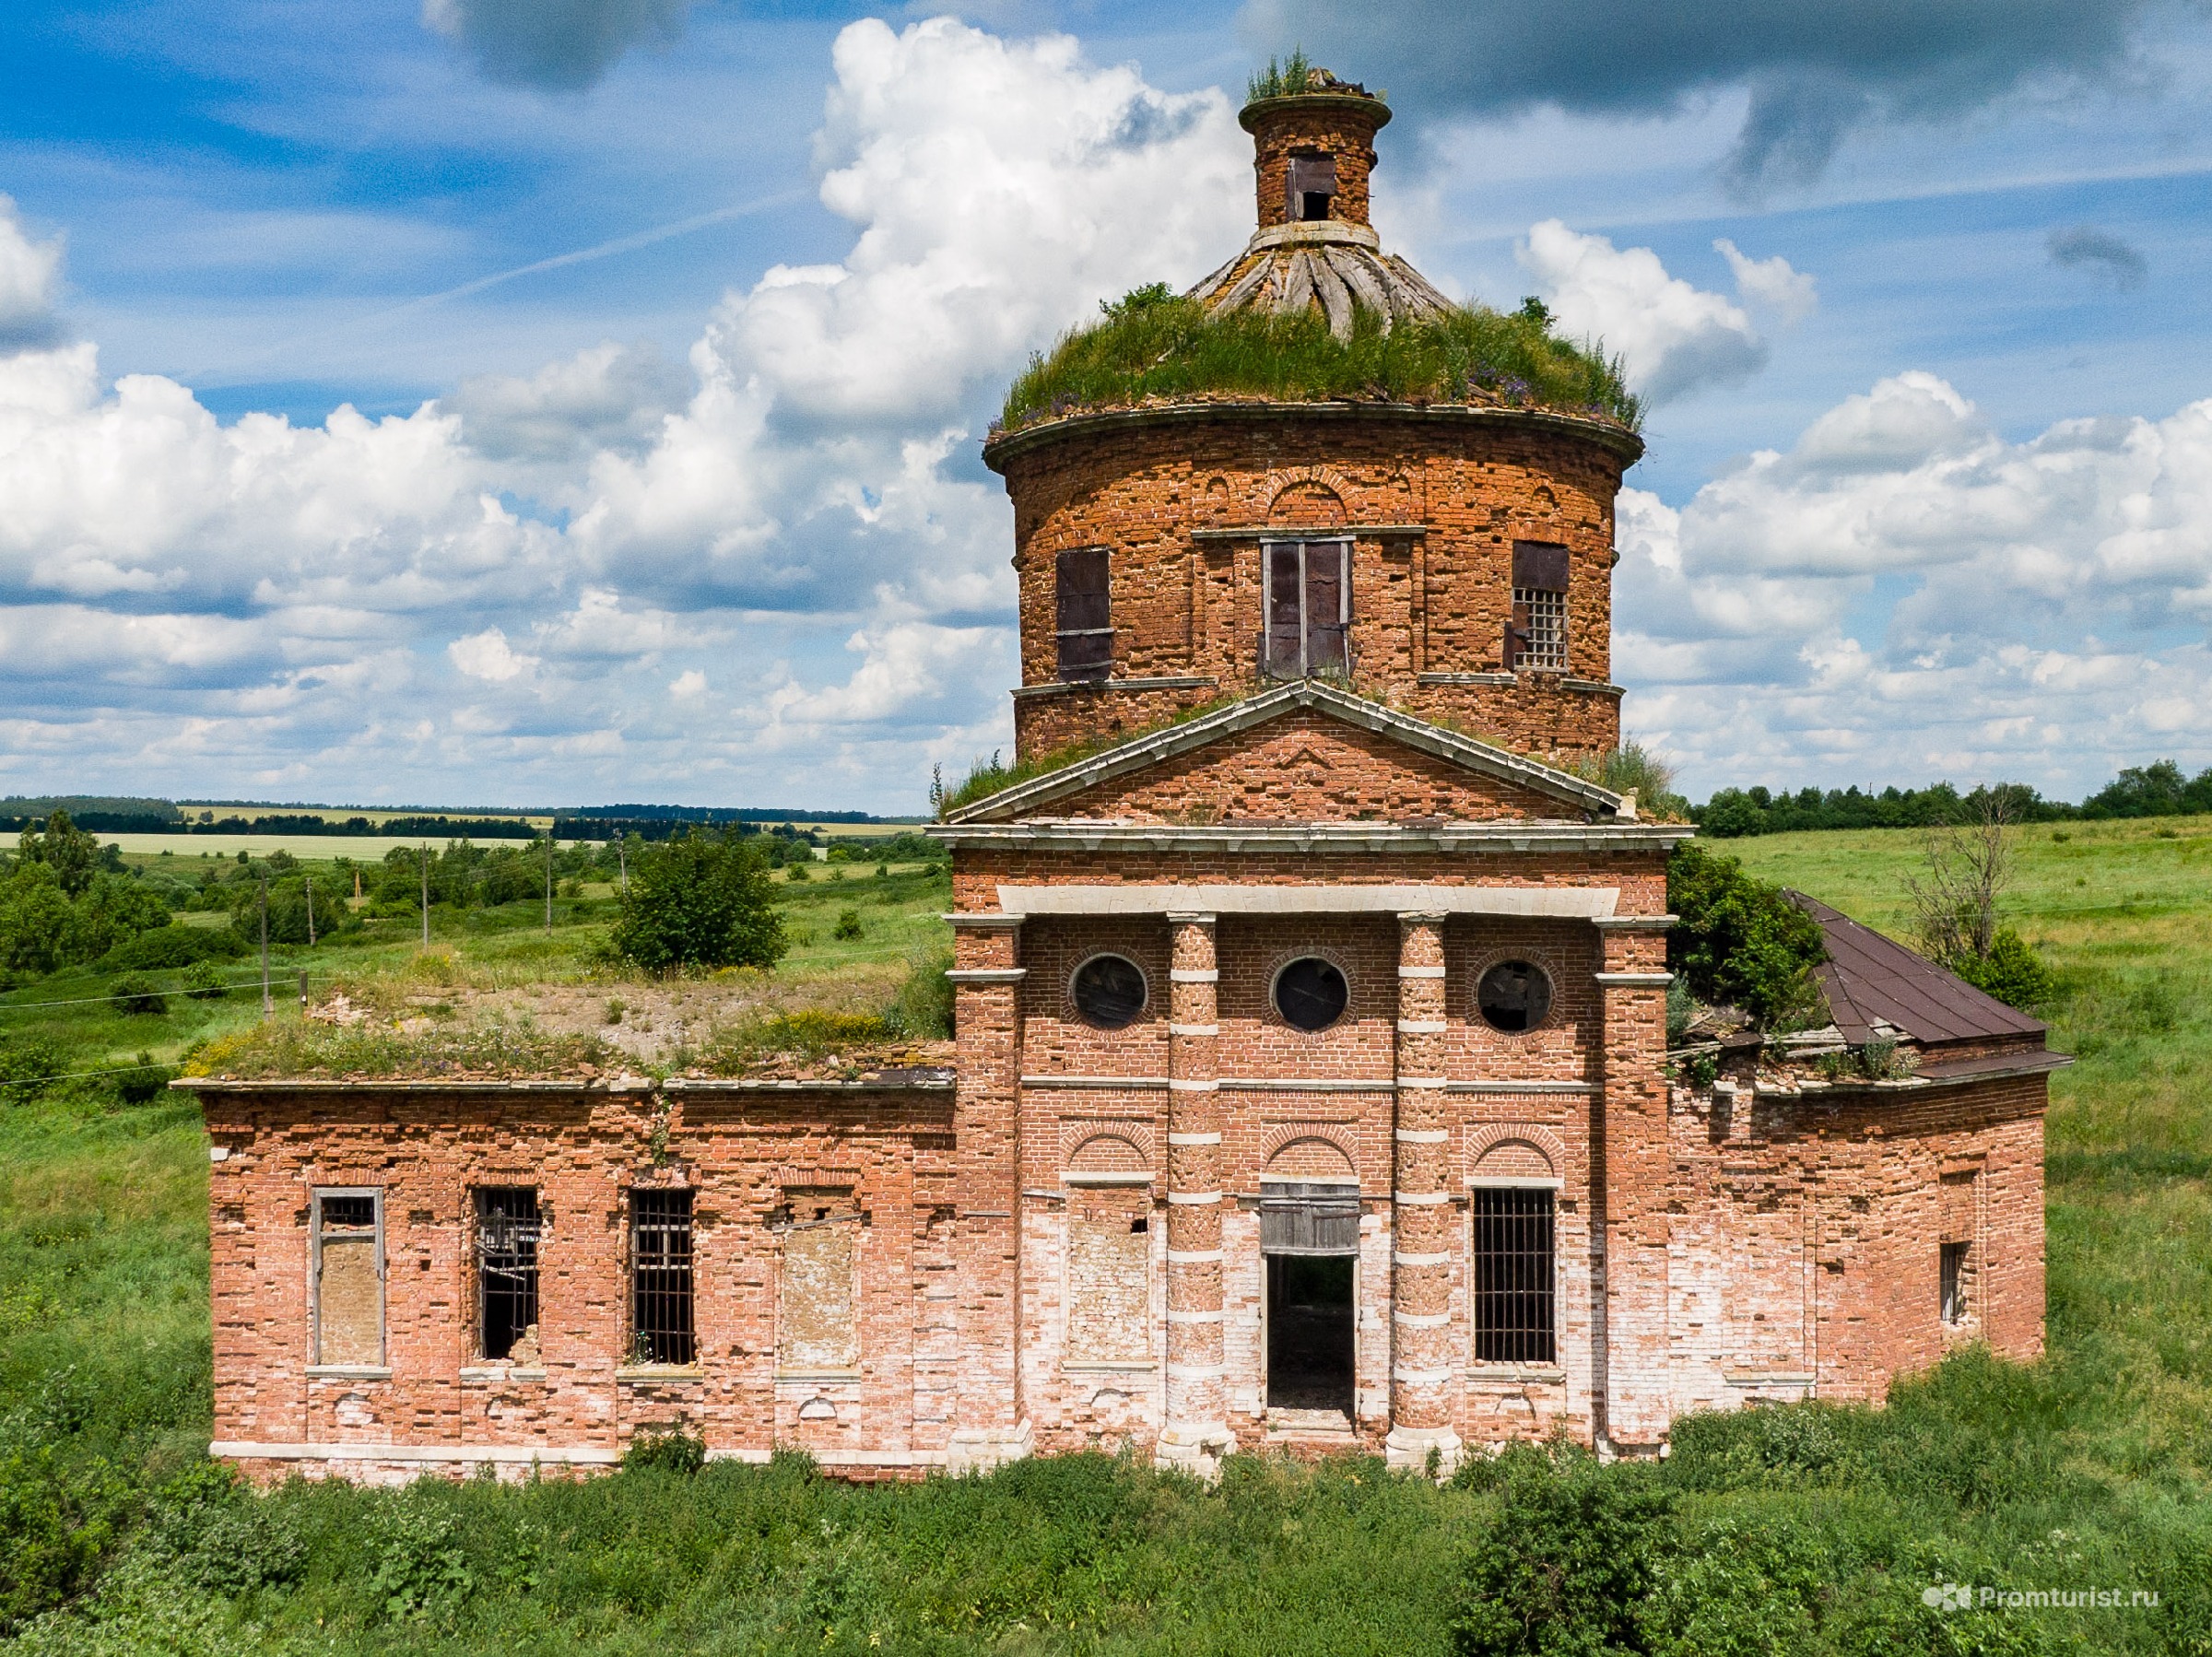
[1388,912,1461,1471]
[947,915,1027,1464]
[1159,912,1230,1468]
[1597,921,1672,1449]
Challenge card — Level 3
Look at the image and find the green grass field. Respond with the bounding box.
[6,823,2212,1653]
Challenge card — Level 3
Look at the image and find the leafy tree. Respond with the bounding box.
[607,830,785,973]
[15,809,110,897]
[228,876,347,946]
[1666,843,1827,1028]
[0,863,73,977]
[61,873,171,962]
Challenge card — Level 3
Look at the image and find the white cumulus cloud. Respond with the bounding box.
[0,196,62,346]
[448,627,537,681]
[1714,237,1818,323]
[1518,219,1767,403]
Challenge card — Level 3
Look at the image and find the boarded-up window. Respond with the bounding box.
[1940,1169,1979,1324]
[1065,1185,1151,1363]
[1505,541,1569,672]
[779,1191,860,1372]
[1262,539,1350,679]
[1055,546,1112,681]
[313,1190,382,1367]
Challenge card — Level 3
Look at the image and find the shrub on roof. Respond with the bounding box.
[998,290,1641,435]
[607,829,786,975]
[1667,842,1828,1029]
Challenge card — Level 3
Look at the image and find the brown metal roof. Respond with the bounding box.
[1783,891,2046,1048]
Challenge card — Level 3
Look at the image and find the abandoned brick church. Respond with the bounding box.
[187,76,2062,1482]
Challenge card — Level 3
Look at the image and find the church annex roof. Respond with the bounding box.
[1784,890,2049,1050]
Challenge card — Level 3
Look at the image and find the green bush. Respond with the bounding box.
[1666,843,1827,1028]
[606,831,786,974]
[0,1444,135,1633]
[0,1032,69,1102]
[1449,1443,1677,1657]
[112,1052,173,1105]
[144,1461,305,1597]
[98,923,245,972]
[1950,927,2058,1011]
[622,1425,707,1476]
[110,976,165,1017]
[832,908,864,941]
[181,959,227,999]
[366,1497,476,1623]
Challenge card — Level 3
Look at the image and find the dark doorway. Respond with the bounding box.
[1266,1254,1355,1413]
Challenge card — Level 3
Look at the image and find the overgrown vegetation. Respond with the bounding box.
[998,288,1642,436]
[1569,741,1690,821]
[1665,842,1828,1028]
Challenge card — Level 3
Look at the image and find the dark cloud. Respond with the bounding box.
[1238,0,2177,192]
[423,0,699,89]
[2047,224,2149,286]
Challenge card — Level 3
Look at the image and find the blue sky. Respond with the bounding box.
[3,0,2212,809]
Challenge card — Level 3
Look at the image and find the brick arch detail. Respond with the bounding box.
[1259,1122,1361,1179]
[1463,1122,1568,1180]
[1265,464,1357,523]
[1060,1118,1157,1169]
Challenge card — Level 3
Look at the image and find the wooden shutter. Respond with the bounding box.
[1286,154,1336,219]
[1259,1181,1360,1256]
[1054,546,1112,681]
[1512,540,1570,592]
[1304,540,1347,676]
[1265,542,1304,677]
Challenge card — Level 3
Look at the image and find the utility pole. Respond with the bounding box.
[618,836,628,898]
[259,878,271,1017]
[545,833,554,934]
[419,843,429,948]
[304,875,316,946]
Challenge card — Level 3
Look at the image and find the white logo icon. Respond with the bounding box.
[1923,1582,1973,1612]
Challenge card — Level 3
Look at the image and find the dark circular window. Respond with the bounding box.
[1477,960,1553,1033]
[1273,958,1349,1032]
[1070,954,1147,1028]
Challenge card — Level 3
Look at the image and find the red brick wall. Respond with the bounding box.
[989,407,1633,764]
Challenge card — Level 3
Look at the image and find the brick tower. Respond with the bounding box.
[947,71,1684,1475]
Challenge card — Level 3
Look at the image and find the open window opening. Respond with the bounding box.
[1054,546,1112,682]
[1940,1240,1971,1325]
[1262,539,1350,679]
[476,1187,541,1362]
[1261,1180,1359,1416]
[1471,1187,1555,1364]
[1286,153,1336,222]
[1504,540,1569,672]
[629,1188,695,1367]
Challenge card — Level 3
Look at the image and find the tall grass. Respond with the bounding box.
[998,295,1641,436]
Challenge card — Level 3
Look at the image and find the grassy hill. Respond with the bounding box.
[6,823,2212,1652]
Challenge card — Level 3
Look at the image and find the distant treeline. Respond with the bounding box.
[564,805,901,824]
[1697,760,2212,838]
[3,796,917,838]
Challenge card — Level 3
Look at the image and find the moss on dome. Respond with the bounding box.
[996,288,1642,438]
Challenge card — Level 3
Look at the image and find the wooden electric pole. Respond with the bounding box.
[259,878,271,1017]
[545,834,554,934]
[420,844,429,947]
[304,875,315,946]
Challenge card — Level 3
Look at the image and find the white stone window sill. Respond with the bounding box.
[616,1365,704,1382]
[1063,1361,1157,1374]
[306,1365,392,1381]
[459,1366,547,1383]
[775,1370,863,1383]
[1464,1365,1565,1386]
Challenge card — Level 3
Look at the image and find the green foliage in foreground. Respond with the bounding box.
[999,288,1641,435]
[1666,842,1828,1028]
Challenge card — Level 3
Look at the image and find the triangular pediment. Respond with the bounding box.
[947,684,1628,827]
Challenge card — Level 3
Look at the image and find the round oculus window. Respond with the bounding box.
[1273,957,1349,1032]
[1070,954,1147,1029]
[1477,960,1552,1033]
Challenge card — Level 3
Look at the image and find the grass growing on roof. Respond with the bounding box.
[998,288,1641,436]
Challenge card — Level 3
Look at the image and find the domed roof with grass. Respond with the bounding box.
[992,54,1641,444]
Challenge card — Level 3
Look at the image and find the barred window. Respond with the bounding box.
[312,1190,382,1368]
[630,1189,695,1367]
[476,1188,541,1362]
[1054,546,1112,682]
[1471,1187,1554,1364]
[1505,540,1569,672]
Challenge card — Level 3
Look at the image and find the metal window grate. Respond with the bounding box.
[1940,1240,1969,1324]
[476,1188,541,1361]
[630,1189,696,1366]
[1472,1187,1555,1363]
[320,1193,375,1231]
[1510,587,1568,670]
